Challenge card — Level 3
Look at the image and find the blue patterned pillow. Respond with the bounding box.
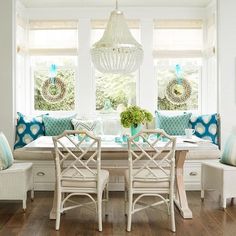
[43,115,75,136]
[0,132,14,170]
[155,112,192,135]
[14,112,45,149]
[189,113,219,144]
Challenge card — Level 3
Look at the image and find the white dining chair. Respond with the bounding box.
[125,129,176,232]
[52,130,109,231]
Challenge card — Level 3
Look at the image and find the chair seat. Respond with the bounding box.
[62,169,109,189]
[125,169,170,188]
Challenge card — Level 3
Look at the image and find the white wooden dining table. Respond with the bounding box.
[24,135,219,219]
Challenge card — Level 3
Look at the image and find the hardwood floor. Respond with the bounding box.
[0,191,236,236]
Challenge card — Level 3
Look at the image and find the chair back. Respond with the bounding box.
[52,130,101,187]
[128,129,176,187]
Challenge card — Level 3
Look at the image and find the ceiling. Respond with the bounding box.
[20,0,213,8]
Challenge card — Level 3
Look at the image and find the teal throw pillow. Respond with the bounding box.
[14,112,46,149]
[189,113,219,145]
[0,132,14,170]
[43,115,75,136]
[155,111,192,135]
[220,134,236,166]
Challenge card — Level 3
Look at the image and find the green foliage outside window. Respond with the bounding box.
[96,73,136,111]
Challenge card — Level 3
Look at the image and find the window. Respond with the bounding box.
[29,21,78,112]
[31,56,76,111]
[91,20,140,112]
[154,20,203,111]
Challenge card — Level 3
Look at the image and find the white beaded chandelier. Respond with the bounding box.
[91,1,143,74]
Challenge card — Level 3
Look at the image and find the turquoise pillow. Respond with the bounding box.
[43,115,75,136]
[220,134,236,166]
[189,113,219,145]
[0,132,14,170]
[155,111,192,135]
[14,112,46,149]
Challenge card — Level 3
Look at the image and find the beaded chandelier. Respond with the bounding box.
[91,1,143,74]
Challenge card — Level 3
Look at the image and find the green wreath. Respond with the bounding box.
[165,78,192,104]
[41,77,66,103]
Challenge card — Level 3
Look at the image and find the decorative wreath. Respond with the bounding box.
[165,78,192,104]
[41,77,66,103]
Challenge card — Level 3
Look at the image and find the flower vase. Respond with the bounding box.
[131,124,142,141]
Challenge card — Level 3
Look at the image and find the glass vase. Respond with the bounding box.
[131,124,142,141]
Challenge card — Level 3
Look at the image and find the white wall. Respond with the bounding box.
[0,0,15,147]
[218,0,236,146]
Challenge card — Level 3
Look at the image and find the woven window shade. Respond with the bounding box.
[91,19,140,29]
[29,20,78,30]
[28,20,78,55]
[154,19,203,29]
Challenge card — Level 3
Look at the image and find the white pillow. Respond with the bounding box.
[102,118,122,135]
[0,132,14,170]
[71,119,103,135]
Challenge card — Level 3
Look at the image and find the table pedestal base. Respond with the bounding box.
[174,150,193,219]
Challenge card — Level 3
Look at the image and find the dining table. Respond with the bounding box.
[24,134,219,220]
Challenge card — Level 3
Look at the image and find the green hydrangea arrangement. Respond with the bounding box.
[120,105,153,128]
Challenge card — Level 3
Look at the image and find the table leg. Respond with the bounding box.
[50,186,57,220]
[174,150,193,219]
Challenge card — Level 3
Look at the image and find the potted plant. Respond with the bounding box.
[120,105,153,136]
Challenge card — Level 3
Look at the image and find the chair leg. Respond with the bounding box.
[104,183,109,216]
[170,198,176,232]
[31,188,34,201]
[124,189,127,216]
[98,192,103,232]
[201,190,204,201]
[222,197,227,210]
[55,192,62,231]
[231,198,234,205]
[127,190,133,232]
[23,199,26,211]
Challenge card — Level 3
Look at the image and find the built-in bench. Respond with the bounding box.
[13,113,221,191]
[14,144,221,191]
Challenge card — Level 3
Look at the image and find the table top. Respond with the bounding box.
[24,135,219,152]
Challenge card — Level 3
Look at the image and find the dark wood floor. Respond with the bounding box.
[0,191,236,236]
